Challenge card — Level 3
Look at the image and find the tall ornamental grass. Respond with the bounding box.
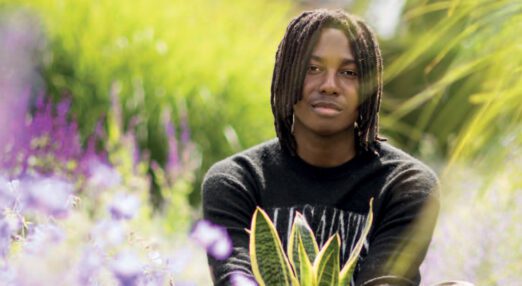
[381,0,522,165]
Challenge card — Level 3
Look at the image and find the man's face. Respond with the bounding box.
[293,28,359,138]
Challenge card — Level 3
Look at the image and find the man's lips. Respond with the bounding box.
[311,100,342,111]
[310,100,342,117]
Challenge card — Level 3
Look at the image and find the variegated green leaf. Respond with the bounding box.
[313,234,340,286]
[249,207,297,286]
[288,212,319,280]
[297,234,315,286]
[296,212,320,262]
[339,198,374,285]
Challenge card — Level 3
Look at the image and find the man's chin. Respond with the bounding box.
[310,126,356,138]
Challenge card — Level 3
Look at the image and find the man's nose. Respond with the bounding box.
[319,70,340,95]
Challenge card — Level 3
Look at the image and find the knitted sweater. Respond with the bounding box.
[202,138,439,286]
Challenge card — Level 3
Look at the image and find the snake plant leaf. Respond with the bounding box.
[249,207,298,286]
[313,234,340,286]
[288,212,319,280]
[297,233,315,286]
[339,198,374,286]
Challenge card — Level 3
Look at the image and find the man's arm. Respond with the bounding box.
[355,167,440,286]
[202,171,258,285]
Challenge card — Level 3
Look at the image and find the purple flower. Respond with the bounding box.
[0,214,21,258]
[0,176,19,211]
[91,219,125,248]
[230,272,258,286]
[108,193,140,220]
[139,270,165,286]
[85,159,121,191]
[190,220,232,260]
[162,109,180,180]
[77,246,103,286]
[24,223,64,254]
[165,248,191,275]
[0,10,44,151]
[21,176,74,218]
[110,251,143,286]
[0,264,15,286]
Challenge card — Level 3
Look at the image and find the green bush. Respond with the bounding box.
[0,0,292,205]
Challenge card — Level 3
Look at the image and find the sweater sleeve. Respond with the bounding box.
[201,164,258,285]
[354,166,440,286]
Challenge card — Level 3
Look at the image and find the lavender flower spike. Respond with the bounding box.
[86,159,121,191]
[91,219,125,248]
[111,251,143,286]
[24,223,65,254]
[108,193,140,220]
[190,220,232,260]
[0,176,17,211]
[0,216,19,258]
[22,176,74,219]
[77,246,103,286]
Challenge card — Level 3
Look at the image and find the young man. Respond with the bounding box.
[202,9,439,286]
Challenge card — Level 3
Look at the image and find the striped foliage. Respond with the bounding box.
[288,211,320,281]
[339,198,374,285]
[250,207,298,286]
[249,199,374,285]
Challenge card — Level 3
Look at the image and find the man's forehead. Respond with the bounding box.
[310,55,356,65]
[309,28,356,64]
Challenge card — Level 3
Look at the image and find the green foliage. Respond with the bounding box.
[296,234,315,286]
[249,207,298,286]
[103,87,196,231]
[381,0,522,164]
[288,212,320,282]
[314,235,340,286]
[0,0,292,205]
[339,198,373,284]
[249,199,374,285]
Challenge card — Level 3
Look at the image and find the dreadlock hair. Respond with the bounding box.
[270,9,385,156]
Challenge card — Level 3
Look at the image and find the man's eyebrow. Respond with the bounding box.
[310,55,357,65]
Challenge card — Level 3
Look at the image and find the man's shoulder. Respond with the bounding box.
[205,138,281,179]
[376,141,439,187]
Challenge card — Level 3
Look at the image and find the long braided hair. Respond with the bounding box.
[270,9,385,156]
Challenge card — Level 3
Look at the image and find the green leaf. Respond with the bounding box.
[339,198,374,286]
[288,212,319,280]
[297,234,315,286]
[249,207,298,286]
[313,234,340,286]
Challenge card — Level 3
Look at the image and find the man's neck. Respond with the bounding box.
[294,128,356,168]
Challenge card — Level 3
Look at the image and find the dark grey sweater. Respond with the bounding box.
[202,139,439,286]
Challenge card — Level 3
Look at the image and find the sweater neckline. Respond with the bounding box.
[281,143,376,180]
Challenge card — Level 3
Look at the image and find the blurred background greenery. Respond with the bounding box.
[0,0,521,283]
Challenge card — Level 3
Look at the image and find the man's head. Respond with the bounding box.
[271,9,384,155]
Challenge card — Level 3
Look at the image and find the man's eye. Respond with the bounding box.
[307,65,321,73]
[341,70,358,77]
